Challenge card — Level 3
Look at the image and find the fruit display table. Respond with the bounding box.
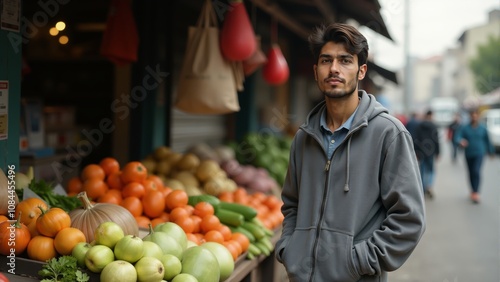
[0,229,287,282]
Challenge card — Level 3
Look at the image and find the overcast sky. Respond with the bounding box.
[359,0,500,70]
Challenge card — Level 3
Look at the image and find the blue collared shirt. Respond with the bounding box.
[320,107,358,159]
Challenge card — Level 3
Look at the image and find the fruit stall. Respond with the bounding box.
[0,140,290,282]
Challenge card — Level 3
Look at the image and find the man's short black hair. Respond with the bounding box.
[308,23,369,67]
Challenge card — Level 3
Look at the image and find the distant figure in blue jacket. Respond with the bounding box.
[454,109,495,203]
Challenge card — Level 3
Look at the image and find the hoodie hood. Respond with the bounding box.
[300,90,389,192]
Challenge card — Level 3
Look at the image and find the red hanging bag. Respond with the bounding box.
[220,0,256,61]
[100,0,139,65]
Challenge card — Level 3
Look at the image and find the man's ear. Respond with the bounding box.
[358,64,367,80]
[313,65,318,81]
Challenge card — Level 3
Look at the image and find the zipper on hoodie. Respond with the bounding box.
[308,156,334,282]
[307,123,366,282]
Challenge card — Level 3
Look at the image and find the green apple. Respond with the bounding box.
[71,242,92,267]
[160,254,182,280]
[94,222,124,249]
[85,245,115,273]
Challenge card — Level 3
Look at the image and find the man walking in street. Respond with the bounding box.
[454,109,495,203]
[414,110,440,198]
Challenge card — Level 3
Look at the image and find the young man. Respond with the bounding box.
[275,23,426,282]
[454,109,495,203]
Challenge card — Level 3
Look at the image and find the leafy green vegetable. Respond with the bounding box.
[39,255,89,282]
[16,179,82,212]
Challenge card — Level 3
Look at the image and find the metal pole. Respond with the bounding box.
[403,0,411,115]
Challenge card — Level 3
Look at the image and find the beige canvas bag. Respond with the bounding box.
[175,0,240,114]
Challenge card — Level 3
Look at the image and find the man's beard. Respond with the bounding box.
[322,70,359,99]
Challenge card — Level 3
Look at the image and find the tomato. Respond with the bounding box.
[81,164,106,181]
[165,190,188,211]
[120,162,148,184]
[99,157,120,176]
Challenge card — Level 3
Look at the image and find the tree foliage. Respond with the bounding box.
[469,35,500,94]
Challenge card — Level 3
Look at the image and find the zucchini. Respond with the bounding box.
[215,209,245,227]
[254,241,271,256]
[188,194,220,210]
[247,243,262,256]
[240,222,266,240]
[250,218,274,236]
[229,226,256,242]
[218,202,257,220]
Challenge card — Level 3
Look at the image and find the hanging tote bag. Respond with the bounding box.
[100,0,139,65]
[175,0,240,115]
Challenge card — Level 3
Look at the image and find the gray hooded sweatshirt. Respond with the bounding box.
[275,91,426,282]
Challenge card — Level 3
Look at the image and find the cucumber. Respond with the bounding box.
[217,202,258,221]
[188,194,220,210]
[229,226,256,242]
[254,241,271,256]
[258,236,274,252]
[215,208,245,227]
[248,243,262,256]
[250,218,274,236]
[240,222,266,241]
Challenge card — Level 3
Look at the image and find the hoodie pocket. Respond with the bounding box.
[313,230,360,281]
[281,228,317,281]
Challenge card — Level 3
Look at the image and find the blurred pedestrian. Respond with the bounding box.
[454,109,495,203]
[405,112,420,141]
[275,23,425,282]
[447,113,462,163]
[414,110,440,198]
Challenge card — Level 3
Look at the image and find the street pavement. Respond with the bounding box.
[389,141,500,282]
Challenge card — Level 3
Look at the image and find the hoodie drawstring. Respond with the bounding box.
[344,136,352,192]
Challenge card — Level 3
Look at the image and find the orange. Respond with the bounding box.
[99,157,120,176]
[81,164,106,181]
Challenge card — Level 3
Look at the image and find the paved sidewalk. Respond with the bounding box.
[389,144,500,282]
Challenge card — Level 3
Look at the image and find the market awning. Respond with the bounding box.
[367,61,399,84]
[248,0,393,41]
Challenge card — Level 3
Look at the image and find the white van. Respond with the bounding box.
[480,109,500,151]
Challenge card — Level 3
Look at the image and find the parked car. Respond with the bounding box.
[480,109,500,152]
